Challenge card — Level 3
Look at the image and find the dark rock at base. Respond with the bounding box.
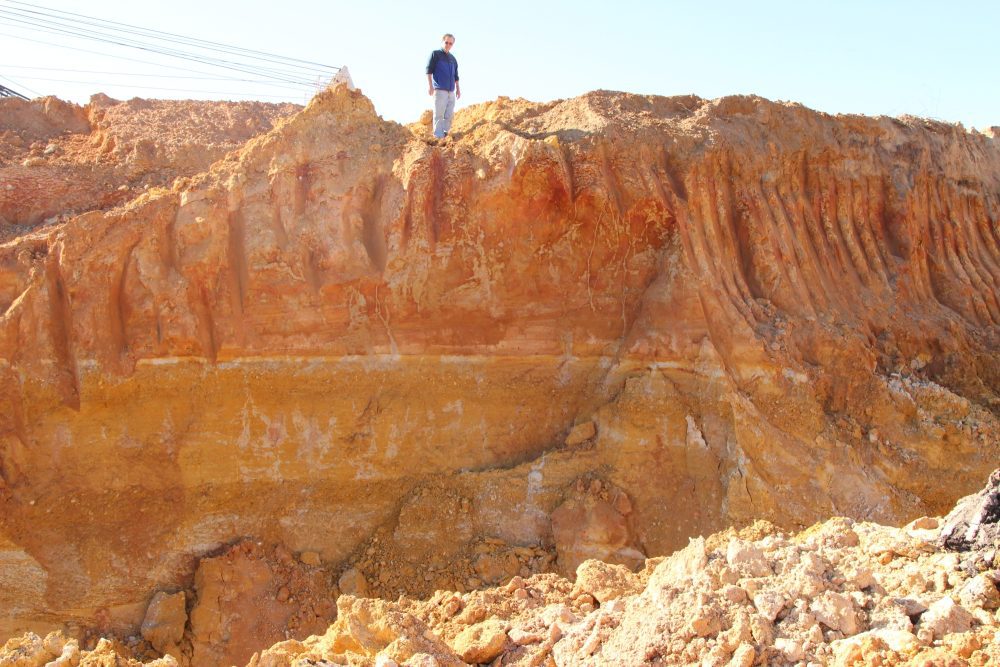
[939,469,1000,552]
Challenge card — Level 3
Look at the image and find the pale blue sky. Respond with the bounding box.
[1,0,997,129]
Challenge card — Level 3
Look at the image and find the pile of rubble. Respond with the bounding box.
[3,472,997,667]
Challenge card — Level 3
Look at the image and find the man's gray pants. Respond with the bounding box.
[433,89,456,138]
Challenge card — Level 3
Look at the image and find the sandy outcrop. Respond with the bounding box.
[0,84,998,662]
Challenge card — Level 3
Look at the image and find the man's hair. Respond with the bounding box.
[442,33,455,41]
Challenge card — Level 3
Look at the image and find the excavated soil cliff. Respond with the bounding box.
[0,85,998,665]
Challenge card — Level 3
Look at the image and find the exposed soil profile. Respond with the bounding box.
[0,85,998,665]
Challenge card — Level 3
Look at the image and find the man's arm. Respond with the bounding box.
[454,58,461,99]
[426,51,438,96]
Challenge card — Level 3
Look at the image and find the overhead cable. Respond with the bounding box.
[0,30,327,85]
[3,0,339,73]
[0,82,30,99]
[0,10,327,85]
[14,76,308,97]
[0,1,340,99]
[0,72,40,97]
[0,65,310,83]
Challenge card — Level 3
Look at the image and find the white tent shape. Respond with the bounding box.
[330,66,355,90]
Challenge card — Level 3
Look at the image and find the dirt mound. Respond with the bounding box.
[0,94,299,234]
[0,96,89,149]
[83,95,302,172]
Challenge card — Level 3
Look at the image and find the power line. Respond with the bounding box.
[1,76,309,99]
[0,1,342,100]
[0,11,329,84]
[0,72,40,97]
[3,1,339,73]
[0,4,337,81]
[0,30,323,84]
[13,73,312,91]
[0,82,29,99]
[0,12,326,85]
[0,29,333,101]
[0,65,311,83]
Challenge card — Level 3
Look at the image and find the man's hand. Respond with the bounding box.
[428,86,434,96]
[456,85,461,100]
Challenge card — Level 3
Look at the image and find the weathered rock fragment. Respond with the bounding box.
[140,591,187,655]
[939,469,1000,553]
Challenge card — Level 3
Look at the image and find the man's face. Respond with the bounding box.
[442,37,455,52]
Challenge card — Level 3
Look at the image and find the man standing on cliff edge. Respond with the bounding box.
[426,33,460,139]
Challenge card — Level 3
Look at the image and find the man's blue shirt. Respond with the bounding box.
[426,49,459,91]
